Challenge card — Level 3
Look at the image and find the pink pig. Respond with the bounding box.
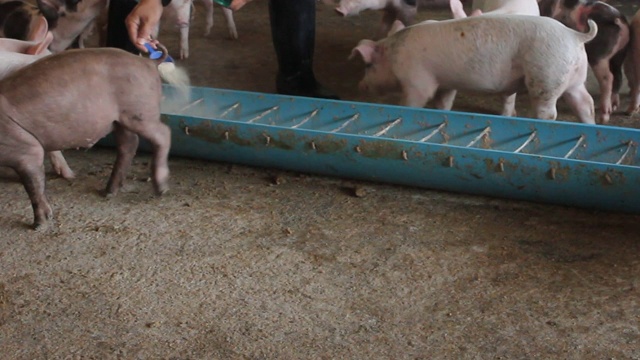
[351,15,597,124]
[0,45,177,229]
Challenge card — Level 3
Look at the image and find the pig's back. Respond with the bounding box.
[0,48,159,102]
[0,48,162,150]
[392,15,585,92]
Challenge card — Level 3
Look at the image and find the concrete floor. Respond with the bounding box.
[1,1,639,358]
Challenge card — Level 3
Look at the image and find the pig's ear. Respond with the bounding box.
[26,31,53,55]
[27,16,49,43]
[388,20,405,36]
[450,0,468,19]
[349,40,377,63]
[334,6,348,17]
[25,16,52,55]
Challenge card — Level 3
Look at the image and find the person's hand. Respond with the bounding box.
[126,0,164,52]
[229,0,254,11]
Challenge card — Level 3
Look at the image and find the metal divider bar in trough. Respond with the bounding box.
[103,85,640,214]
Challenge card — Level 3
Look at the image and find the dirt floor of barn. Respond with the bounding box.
[1,1,640,358]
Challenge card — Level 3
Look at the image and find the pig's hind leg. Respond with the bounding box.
[105,123,139,197]
[145,123,171,195]
[592,60,616,123]
[14,147,53,230]
[121,116,171,195]
[562,84,596,124]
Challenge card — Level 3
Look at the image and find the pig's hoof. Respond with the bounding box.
[156,187,169,196]
[599,113,610,124]
[626,106,640,116]
[32,217,52,231]
[59,168,76,181]
[104,188,119,198]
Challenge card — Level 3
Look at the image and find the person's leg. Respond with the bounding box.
[106,0,140,54]
[269,0,338,99]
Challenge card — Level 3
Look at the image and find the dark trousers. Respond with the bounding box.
[106,0,140,54]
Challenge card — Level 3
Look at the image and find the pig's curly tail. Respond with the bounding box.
[153,43,170,65]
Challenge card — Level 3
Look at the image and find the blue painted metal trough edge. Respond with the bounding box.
[101,86,640,214]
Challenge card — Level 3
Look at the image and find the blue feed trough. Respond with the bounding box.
[103,85,640,214]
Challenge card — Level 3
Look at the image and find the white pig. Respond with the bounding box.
[351,15,597,124]
[625,9,640,115]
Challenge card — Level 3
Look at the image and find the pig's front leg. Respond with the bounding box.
[562,84,596,124]
[609,50,627,114]
[531,96,559,122]
[592,60,615,123]
[501,93,517,117]
[432,89,457,110]
[400,81,438,108]
[48,151,75,180]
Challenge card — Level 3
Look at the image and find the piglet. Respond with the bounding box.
[351,15,597,124]
[0,45,176,230]
[539,0,630,124]
[624,9,640,115]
